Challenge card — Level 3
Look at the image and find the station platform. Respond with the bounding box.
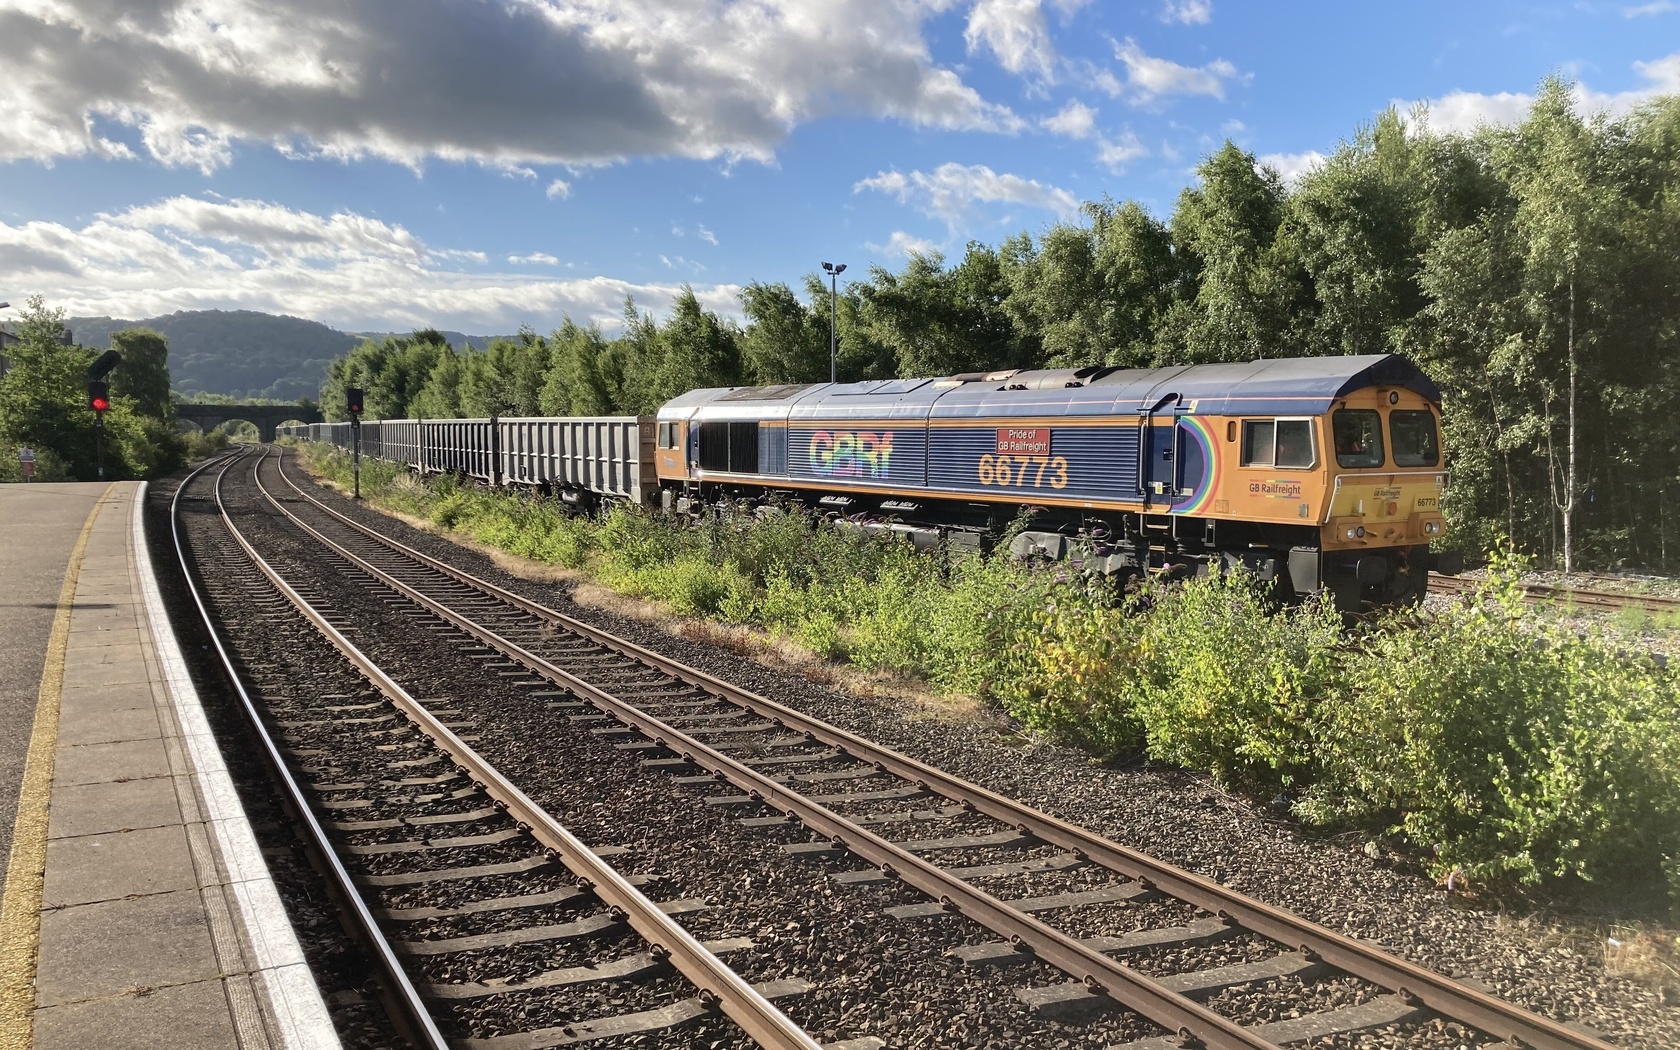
[0,481,338,1050]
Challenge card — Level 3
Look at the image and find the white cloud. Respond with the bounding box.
[965,0,1083,80]
[1407,90,1534,135]
[508,252,560,266]
[1095,131,1148,171]
[545,179,573,200]
[0,0,1023,171]
[854,162,1079,227]
[1406,49,1680,135]
[1159,0,1212,25]
[1257,150,1326,183]
[966,0,1047,78]
[0,195,740,332]
[1042,99,1098,138]
[868,230,941,258]
[696,225,719,246]
[1110,38,1242,104]
[1624,1,1678,15]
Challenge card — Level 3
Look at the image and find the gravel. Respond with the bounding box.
[266,449,1680,1049]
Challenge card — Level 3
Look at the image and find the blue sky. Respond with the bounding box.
[1,0,1676,335]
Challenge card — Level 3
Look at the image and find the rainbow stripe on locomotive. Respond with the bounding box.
[654,354,1454,609]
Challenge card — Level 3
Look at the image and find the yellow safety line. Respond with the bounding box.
[0,483,115,1050]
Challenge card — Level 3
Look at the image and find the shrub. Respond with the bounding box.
[993,582,1145,758]
[1302,554,1680,886]
[1128,572,1343,787]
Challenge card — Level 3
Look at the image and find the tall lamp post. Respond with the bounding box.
[0,302,11,383]
[821,261,845,383]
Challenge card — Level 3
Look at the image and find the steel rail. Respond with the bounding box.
[172,447,451,1050]
[273,447,1620,1050]
[235,450,823,1050]
[1429,571,1680,612]
[259,453,1281,1050]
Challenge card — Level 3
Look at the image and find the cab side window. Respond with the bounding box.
[1241,420,1274,466]
[1241,419,1315,469]
[657,421,678,449]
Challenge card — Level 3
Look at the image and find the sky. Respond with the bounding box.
[1,0,1677,335]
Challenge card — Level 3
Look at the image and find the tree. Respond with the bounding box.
[861,244,1033,378]
[1281,109,1426,357]
[540,319,616,415]
[1002,200,1180,367]
[0,297,99,476]
[1170,142,1295,362]
[409,348,465,418]
[1497,77,1629,574]
[740,281,829,384]
[651,287,743,407]
[109,328,175,420]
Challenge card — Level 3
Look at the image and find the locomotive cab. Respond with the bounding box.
[1314,387,1447,607]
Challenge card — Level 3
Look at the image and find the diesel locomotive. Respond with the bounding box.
[285,353,1459,610]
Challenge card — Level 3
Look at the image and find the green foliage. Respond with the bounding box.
[183,426,231,461]
[109,328,175,420]
[0,296,183,480]
[1129,574,1344,787]
[1302,552,1680,887]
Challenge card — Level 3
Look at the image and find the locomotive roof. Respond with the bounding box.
[662,353,1439,419]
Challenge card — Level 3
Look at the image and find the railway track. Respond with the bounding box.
[212,442,1621,1050]
[175,447,827,1050]
[1429,571,1680,613]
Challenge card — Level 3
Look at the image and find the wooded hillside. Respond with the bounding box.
[63,312,500,401]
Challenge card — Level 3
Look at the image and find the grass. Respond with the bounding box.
[294,441,1680,908]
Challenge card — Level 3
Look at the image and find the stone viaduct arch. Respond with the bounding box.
[176,404,322,442]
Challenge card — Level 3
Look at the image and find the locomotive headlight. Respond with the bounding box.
[1356,526,1365,539]
[1344,526,1366,541]
[1424,520,1441,535]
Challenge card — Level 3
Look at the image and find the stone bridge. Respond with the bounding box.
[177,403,322,442]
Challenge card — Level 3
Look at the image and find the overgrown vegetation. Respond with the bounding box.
[0,296,186,481]
[318,79,1680,574]
[301,442,1680,905]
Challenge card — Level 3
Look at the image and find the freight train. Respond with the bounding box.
[282,353,1462,610]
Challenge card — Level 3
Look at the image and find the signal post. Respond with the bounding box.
[347,386,364,498]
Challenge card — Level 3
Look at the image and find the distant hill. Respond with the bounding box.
[68,310,502,400]
[353,330,498,352]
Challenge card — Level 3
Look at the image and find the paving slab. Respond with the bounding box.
[51,736,171,787]
[42,824,202,906]
[35,889,224,1005]
[32,978,243,1050]
[47,776,185,839]
[55,704,162,748]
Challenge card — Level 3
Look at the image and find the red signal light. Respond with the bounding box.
[88,379,110,414]
[91,396,110,412]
